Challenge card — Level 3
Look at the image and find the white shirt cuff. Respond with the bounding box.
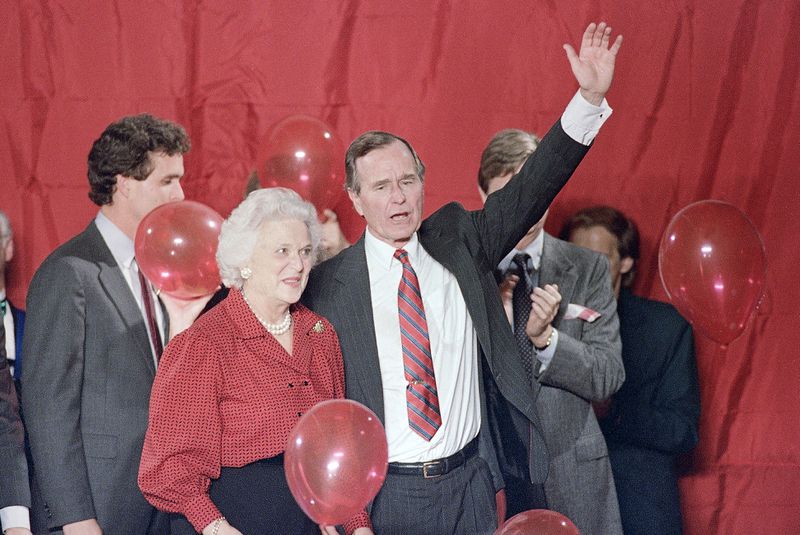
[560,90,613,145]
[0,505,31,531]
[534,328,559,372]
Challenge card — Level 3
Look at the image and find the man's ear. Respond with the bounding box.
[347,188,364,217]
[116,174,132,199]
[2,237,13,262]
[620,256,634,275]
[477,186,488,204]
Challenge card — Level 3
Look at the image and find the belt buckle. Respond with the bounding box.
[423,460,442,478]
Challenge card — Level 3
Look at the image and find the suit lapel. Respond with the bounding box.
[88,225,156,376]
[333,239,385,422]
[419,227,492,358]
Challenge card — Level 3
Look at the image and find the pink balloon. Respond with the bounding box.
[257,115,344,212]
[134,200,223,299]
[495,509,580,535]
[284,399,388,525]
[658,200,766,345]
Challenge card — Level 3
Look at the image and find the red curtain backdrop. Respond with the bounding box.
[1,2,798,532]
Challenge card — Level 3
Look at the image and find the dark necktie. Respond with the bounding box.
[0,299,11,373]
[1,317,7,368]
[511,253,534,376]
[137,267,164,360]
[394,249,441,441]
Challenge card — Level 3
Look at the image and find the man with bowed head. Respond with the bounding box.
[22,114,209,535]
[303,22,623,534]
[562,206,700,535]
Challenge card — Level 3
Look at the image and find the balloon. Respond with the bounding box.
[134,200,223,299]
[658,200,766,345]
[284,399,388,525]
[495,509,580,535]
[257,115,343,211]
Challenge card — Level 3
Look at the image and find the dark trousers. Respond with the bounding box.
[370,454,497,535]
[170,455,317,535]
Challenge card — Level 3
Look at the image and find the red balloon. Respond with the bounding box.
[495,509,580,535]
[258,115,343,211]
[134,200,223,299]
[284,399,388,525]
[658,200,766,345]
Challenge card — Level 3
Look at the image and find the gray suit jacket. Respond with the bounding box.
[532,233,624,535]
[21,222,162,534]
[0,337,30,512]
[302,121,590,493]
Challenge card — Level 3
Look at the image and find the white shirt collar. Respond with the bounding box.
[95,211,136,271]
[364,228,422,271]
[497,230,545,273]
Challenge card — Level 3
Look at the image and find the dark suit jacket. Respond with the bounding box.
[0,328,30,511]
[601,289,700,535]
[21,222,164,535]
[302,120,590,494]
[528,234,624,534]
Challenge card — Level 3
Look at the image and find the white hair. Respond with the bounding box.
[216,188,320,289]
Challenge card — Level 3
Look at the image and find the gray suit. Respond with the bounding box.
[302,121,590,528]
[21,222,165,534]
[1,327,30,515]
[531,233,624,535]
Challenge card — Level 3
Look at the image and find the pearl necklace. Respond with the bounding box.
[242,291,292,336]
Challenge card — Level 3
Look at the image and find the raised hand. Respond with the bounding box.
[563,22,623,105]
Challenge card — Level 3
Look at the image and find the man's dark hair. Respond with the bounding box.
[87,114,190,206]
[559,205,640,287]
[344,131,425,194]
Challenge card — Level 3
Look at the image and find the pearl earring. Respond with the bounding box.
[240,267,252,280]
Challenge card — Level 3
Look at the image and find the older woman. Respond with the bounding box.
[138,188,372,535]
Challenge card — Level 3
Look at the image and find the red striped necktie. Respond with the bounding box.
[394,249,441,441]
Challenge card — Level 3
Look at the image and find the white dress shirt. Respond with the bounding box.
[1,290,15,376]
[95,212,165,366]
[365,231,481,462]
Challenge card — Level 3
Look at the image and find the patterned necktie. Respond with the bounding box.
[511,253,534,376]
[394,249,441,441]
[136,265,164,360]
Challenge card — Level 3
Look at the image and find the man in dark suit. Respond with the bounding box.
[1,322,32,535]
[22,114,208,535]
[0,211,25,384]
[477,129,624,534]
[302,22,623,535]
[562,206,700,535]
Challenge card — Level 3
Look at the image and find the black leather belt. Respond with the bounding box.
[387,438,479,478]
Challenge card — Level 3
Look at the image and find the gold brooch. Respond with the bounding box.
[311,320,325,333]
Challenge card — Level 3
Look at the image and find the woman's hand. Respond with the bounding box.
[202,518,244,535]
[161,291,214,340]
[319,527,374,535]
